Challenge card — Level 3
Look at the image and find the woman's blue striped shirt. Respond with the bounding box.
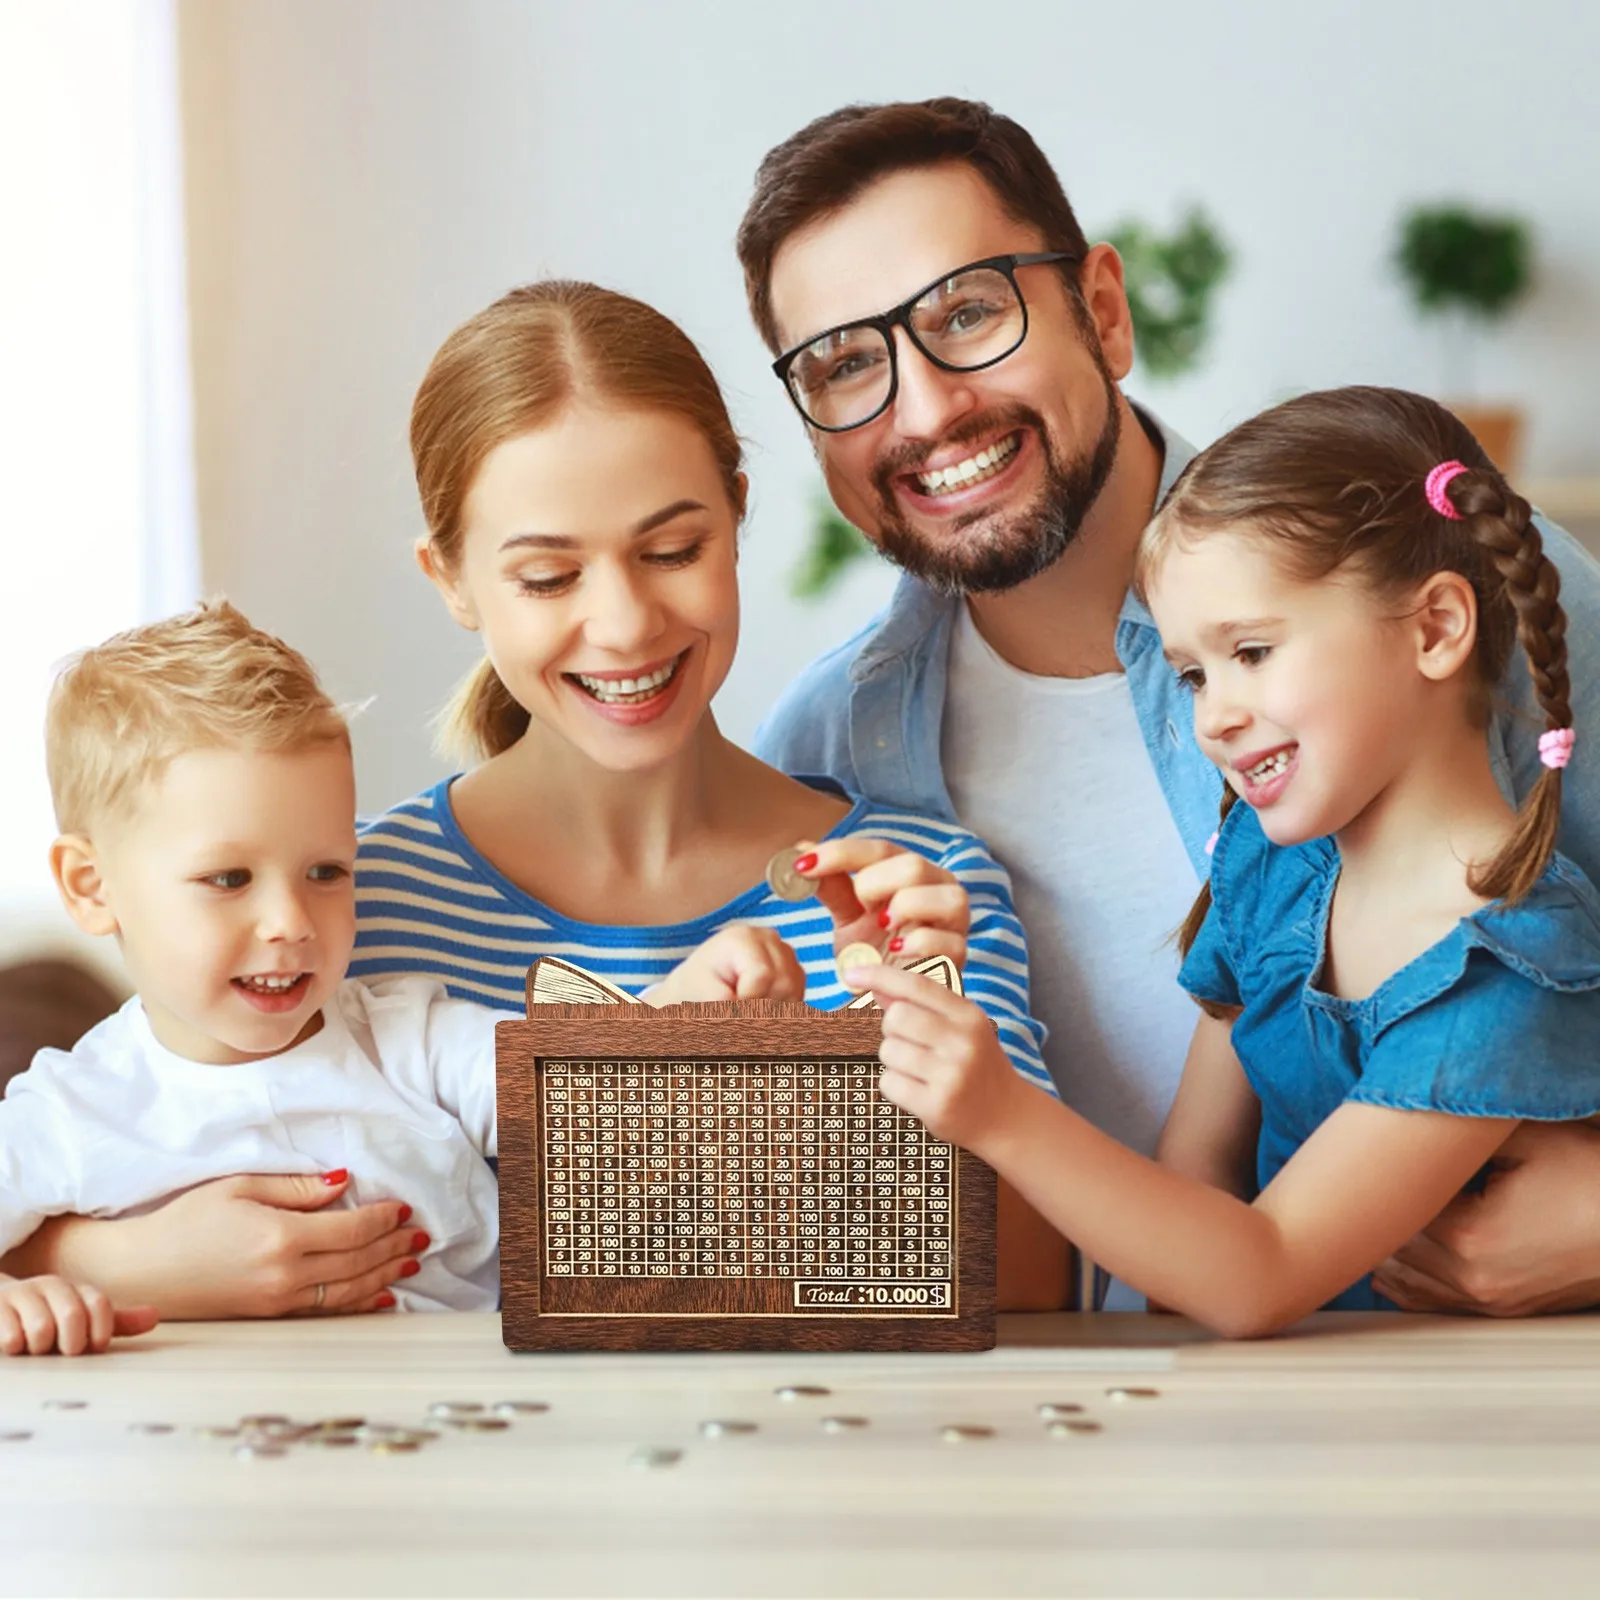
[350,778,1051,1092]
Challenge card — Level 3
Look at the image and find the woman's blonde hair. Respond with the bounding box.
[410,280,745,764]
[46,599,348,834]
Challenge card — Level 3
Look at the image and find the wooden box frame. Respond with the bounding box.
[498,998,995,1351]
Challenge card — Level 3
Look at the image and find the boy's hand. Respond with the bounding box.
[0,1273,158,1357]
[851,963,1026,1150]
[649,925,807,1006]
[790,838,970,971]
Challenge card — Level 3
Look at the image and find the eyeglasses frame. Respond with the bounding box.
[770,250,1079,434]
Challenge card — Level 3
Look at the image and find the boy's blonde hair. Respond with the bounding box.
[46,599,349,834]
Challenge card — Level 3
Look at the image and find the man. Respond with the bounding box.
[740,96,1600,1315]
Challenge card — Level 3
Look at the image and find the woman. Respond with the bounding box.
[6,282,1053,1318]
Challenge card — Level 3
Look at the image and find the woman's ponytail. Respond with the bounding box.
[436,657,531,765]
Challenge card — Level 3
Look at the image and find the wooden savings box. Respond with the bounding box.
[497,957,996,1352]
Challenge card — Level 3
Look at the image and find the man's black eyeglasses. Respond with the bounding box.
[771,252,1077,433]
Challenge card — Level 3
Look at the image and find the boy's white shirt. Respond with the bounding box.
[0,977,504,1312]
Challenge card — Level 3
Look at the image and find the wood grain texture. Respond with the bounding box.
[498,1001,995,1351]
[7,1312,1600,1598]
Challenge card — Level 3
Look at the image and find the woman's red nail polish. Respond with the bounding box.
[374,1292,396,1309]
[877,909,893,928]
[399,1259,421,1279]
[889,937,905,952]
[396,1203,413,1224]
[793,852,818,874]
[411,1231,431,1253]
[320,1169,349,1186]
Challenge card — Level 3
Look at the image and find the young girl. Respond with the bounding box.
[856,385,1600,1337]
[10,280,1057,1324]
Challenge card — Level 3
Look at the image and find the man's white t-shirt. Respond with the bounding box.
[943,605,1201,1303]
[0,978,503,1311]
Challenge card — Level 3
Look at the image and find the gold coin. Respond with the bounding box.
[939,1424,995,1443]
[836,942,883,989]
[1105,1386,1160,1402]
[819,1416,869,1433]
[1045,1419,1103,1437]
[369,1438,421,1455]
[764,846,813,903]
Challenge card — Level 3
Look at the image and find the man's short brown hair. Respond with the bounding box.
[736,97,1090,354]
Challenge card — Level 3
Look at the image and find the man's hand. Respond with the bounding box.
[648,925,807,1006]
[0,1273,158,1357]
[1373,1122,1600,1316]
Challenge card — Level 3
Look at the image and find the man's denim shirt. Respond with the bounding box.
[754,406,1600,893]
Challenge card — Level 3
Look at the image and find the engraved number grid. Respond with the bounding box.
[541,1059,953,1280]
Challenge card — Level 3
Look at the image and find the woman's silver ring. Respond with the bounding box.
[312,1282,326,1311]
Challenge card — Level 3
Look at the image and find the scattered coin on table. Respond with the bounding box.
[1036,1402,1086,1420]
[764,846,813,902]
[429,1401,485,1418]
[0,1430,33,1443]
[1106,1386,1160,1402]
[369,1439,421,1456]
[939,1424,995,1443]
[233,1443,288,1461]
[41,1400,87,1411]
[698,1419,758,1438]
[493,1401,550,1416]
[446,1416,510,1432]
[127,1422,175,1436]
[628,1447,683,1470]
[774,1385,831,1400]
[1045,1419,1103,1437]
[820,1416,870,1433]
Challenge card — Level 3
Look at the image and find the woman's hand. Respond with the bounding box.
[790,838,970,971]
[852,961,1027,1152]
[5,1173,421,1321]
[648,924,807,1005]
[0,1273,158,1357]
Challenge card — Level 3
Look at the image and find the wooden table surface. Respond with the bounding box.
[4,1310,1600,1598]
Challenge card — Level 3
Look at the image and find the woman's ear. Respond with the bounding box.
[415,538,479,632]
[50,835,118,938]
[1411,570,1479,682]
[731,470,750,525]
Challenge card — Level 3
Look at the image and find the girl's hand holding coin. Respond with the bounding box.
[770,839,971,982]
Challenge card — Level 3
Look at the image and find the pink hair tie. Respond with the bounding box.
[1539,728,1576,770]
[1204,831,1219,857]
[1425,460,1469,519]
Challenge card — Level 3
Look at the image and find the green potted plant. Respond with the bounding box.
[789,208,1233,599]
[1395,203,1534,472]
[1106,206,1233,382]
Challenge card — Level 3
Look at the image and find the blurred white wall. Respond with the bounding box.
[0,0,193,980]
[175,0,1600,816]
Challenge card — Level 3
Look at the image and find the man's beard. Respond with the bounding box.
[867,366,1122,597]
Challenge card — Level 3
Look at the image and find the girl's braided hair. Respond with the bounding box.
[1134,386,1571,957]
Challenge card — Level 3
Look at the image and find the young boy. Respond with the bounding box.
[0,602,502,1357]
